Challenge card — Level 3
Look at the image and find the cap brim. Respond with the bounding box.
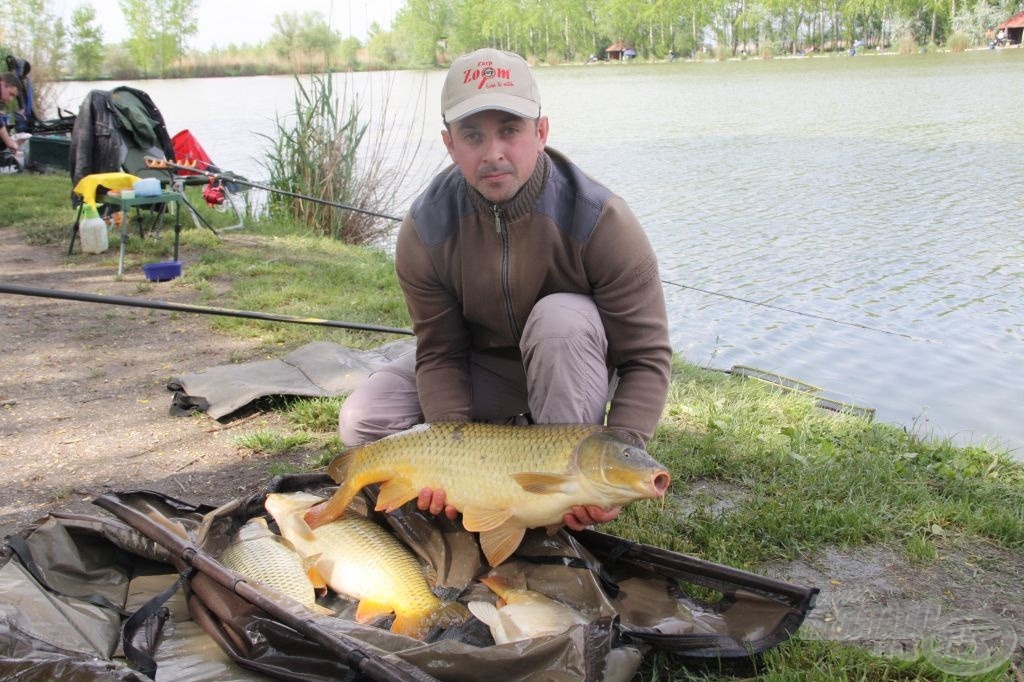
[444,93,541,123]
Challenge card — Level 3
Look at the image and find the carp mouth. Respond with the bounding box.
[651,471,671,497]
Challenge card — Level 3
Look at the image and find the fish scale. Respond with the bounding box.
[305,422,671,567]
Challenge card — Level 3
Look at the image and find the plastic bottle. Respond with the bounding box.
[79,205,110,254]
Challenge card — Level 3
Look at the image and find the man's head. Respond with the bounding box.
[440,49,548,204]
[1,73,19,105]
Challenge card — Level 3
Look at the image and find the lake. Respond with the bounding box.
[53,49,1024,456]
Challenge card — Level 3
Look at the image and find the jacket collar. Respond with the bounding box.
[466,151,550,225]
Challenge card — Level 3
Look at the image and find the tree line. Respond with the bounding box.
[2,0,1021,89]
[392,0,1022,64]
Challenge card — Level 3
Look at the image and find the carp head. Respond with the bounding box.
[574,431,671,504]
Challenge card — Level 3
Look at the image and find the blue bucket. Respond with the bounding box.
[143,261,182,282]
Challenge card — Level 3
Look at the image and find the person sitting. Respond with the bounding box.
[338,48,672,531]
[1,73,23,168]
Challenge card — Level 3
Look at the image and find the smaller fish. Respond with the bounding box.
[266,491,468,639]
[467,574,589,644]
[219,517,331,615]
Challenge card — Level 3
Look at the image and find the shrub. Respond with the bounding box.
[947,31,970,52]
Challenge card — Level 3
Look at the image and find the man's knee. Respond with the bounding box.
[522,293,606,356]
[337,353,420,446]
[522,293,604,344]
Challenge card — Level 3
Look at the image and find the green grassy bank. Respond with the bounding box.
[3,173,1022,680]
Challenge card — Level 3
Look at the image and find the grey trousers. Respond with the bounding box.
[338,293,613,446]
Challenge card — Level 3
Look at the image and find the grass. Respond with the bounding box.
[611,361,1023,570]
[4,172,1022,680]
[233,429,312,455]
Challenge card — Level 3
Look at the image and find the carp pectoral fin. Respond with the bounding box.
[462,505,514,532]
[511,472,573,494]
[355,598,394,624]
[375,478,419,513]
[479,524,526,567]
[306,565,327,592]
[467,600,500,628]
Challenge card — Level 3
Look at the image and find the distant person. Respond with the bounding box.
[1,73,22,165]
[338,48,672,530]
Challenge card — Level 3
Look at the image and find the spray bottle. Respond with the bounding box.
[79,204,110,254]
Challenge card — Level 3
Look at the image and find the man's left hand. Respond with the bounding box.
[564,505,621,531]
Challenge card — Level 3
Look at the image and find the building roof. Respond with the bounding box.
[998,11,1024,29]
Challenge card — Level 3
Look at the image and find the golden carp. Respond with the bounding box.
[304,422,671,566]
[218,517,331,615]
[265,491,468,640]
[467,574,590,644]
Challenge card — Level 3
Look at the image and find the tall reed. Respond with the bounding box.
[261,71,437,246]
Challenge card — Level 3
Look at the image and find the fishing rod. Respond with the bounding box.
[144,156,403,223]
[660,278,939,343]
[0,283,414,336]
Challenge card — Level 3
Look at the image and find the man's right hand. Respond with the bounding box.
[416,487,459,520]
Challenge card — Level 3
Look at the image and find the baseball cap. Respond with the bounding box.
[442,49,541,124]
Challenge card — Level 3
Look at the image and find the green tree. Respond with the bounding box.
[118,0,197,77]
[270,11,341,71]
[1,0,66,74]
[367,21,399,66]
[69,4,104,79]
[393,0,453,65]
[338,36,362,70]
[0,0,67,115]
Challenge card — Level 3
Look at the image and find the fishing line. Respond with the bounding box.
[0,283,414,336]
[660,278,939,343]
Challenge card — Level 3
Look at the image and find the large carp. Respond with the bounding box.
[265,492,468,639]
[304,422,671,566]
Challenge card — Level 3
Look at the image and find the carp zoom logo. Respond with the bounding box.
[462,61,514,90]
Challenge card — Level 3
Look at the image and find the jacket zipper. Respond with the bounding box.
[494,204,521,341]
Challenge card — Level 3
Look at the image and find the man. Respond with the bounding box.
[339,48,671,530]
[1,73,23,161]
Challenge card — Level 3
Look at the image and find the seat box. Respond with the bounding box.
[26,134,71,173]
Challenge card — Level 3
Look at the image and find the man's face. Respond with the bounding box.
[0,82,16,104]
[442,110,549,204]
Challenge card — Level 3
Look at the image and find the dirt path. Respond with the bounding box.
[0,229,308,539]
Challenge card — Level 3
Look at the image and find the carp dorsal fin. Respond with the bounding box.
[462,505,514,532]
[375,477,420,513]
[511,471,573,494]
[479,524,526,567]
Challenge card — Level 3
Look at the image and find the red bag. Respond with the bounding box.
[171,129,215,175]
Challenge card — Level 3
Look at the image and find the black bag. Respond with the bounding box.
[1,474,817,681]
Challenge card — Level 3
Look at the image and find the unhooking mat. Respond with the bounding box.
[0,475,819,681]
[167,339,415,420]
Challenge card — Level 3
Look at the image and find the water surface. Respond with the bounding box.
[54,50,1024,455]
